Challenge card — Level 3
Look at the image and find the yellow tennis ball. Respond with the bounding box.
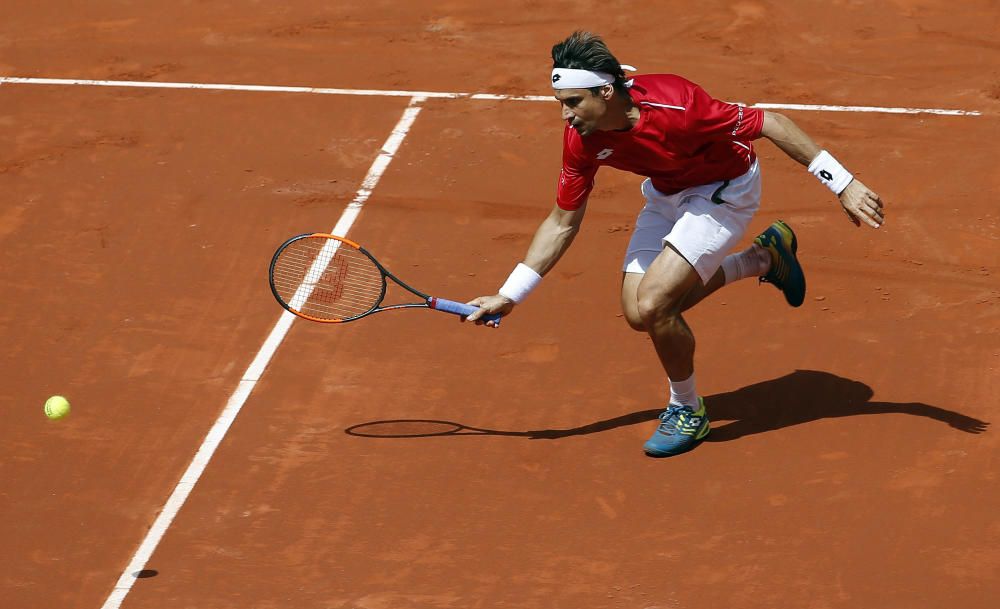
[44,395,71,420]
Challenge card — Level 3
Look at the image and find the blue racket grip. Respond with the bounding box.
[428,297,503,324]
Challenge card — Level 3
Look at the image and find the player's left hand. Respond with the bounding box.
[838,179,884,229]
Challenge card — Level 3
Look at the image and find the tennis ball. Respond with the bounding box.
[44,395,71,420]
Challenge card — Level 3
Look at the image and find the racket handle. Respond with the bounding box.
[428,297,503,324]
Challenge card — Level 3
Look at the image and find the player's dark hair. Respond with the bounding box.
[551,31,629,95]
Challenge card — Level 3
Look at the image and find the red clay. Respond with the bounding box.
[1,2,997,609]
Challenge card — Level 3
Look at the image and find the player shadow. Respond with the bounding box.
[344,369,988,441]
[702,369,988,442]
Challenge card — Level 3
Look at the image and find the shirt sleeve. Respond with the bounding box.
[683,83,764,141]
[556,127,598,211]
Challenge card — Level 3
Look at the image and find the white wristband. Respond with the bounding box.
[808,150,854,195]
[498,263,542,304]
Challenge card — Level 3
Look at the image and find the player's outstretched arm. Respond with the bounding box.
[760,111,884,229]
[466,202,588,327]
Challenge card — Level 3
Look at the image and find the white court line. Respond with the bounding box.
[100,95,427,609]
[751,102,981,116]
[0,76,984,116]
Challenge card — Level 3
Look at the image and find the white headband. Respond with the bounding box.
[551,64,636,89]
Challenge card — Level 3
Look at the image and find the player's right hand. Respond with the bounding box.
[464,294,515,328]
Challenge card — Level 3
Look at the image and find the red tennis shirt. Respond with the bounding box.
[556,74,765,210]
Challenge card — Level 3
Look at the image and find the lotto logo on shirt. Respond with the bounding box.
[730,105,744,137]
[596,148,614,160]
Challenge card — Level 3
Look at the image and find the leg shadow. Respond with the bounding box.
[705,369,988,442]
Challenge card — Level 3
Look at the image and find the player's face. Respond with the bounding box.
[555,86,612,136]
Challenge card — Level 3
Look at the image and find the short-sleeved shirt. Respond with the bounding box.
[556,74,765,210]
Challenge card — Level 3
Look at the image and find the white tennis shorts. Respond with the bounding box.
[623,160,761,284]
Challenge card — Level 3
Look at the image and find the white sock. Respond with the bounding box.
[669,372,699,409]
[721,243,771,285]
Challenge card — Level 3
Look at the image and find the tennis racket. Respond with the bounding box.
[268,233,502,324]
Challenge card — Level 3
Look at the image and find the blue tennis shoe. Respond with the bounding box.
[754,220,806,307]
[643,397,710,457]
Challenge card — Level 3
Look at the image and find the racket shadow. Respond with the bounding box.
[344,411,661,440]
[344,370,987,441]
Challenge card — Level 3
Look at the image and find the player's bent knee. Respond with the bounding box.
[623,309,646,331]
[636,291,683,326]
[621,273,647,331]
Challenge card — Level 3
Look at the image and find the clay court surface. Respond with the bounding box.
[2,2,998,608]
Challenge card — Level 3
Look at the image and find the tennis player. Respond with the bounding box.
[467,31,885,457]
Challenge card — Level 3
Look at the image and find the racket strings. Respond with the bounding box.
[271,237,384,321]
